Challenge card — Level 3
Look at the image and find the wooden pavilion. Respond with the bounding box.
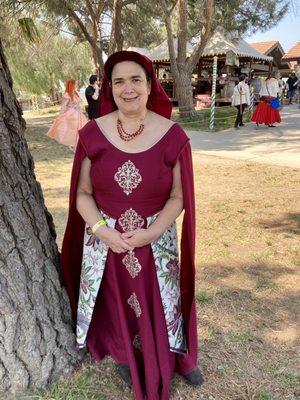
[282,42,300,71]
[130,31,273,105]
[250,41,292,76]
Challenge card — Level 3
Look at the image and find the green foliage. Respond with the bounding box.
[255,278,278,291]
[174,0,290,40]
[2,0,290,70]
[122,3,164,48]
[255,389,274,400]
[18,17,41,43]
[214,0,289,36]
[196,290,212,304]
[4,23,91,96]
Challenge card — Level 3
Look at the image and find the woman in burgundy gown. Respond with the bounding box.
[61,51,202,399]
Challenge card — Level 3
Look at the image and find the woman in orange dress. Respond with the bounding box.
[47,79,87,150]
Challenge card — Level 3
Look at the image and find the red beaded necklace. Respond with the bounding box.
[117,118,145,142]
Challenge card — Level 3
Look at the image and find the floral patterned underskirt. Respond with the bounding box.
[76,210,186,355]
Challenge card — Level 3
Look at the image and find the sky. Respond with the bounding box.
[246,6,300,52]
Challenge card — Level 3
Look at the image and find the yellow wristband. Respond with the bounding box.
[91,219,106,234]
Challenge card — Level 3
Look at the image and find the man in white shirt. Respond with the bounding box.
[231,74,250,129]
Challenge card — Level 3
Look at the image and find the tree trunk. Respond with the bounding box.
[174,70,195,117]
[160,0,214,118]
[91,46,100,75]
[108,0,124,55]
[0,41,79,396]
[49,72,58,104]
[91,19,104,77]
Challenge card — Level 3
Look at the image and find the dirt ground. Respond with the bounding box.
[24,112,300,400]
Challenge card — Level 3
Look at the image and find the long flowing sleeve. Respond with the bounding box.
[61,121,96,319]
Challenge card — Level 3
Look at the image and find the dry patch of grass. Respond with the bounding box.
[24,113,300,400]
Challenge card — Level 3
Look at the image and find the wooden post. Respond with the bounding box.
[249,58,253,77]
[249,85,254,117]
[269,60,273,73]
[197,60,203,79]
[155,64,160,78]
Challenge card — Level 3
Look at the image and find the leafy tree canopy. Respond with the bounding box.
[2,21,91,96]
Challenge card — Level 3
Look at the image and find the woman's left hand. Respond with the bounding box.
[121,229,155,248]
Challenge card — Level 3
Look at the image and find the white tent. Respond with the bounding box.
[146,31,272,63]
[201,31,272,61]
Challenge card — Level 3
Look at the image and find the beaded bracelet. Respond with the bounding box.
[91,219,106,234]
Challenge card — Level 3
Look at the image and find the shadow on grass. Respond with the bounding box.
[25,116,75,163]
[197,260,299,339]
[258,212,300,235]
[194,261,300,400]
[29,260,300,400]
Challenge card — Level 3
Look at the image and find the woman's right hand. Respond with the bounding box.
[96,226,134,254]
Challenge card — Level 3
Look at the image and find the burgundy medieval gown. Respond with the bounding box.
[61,118,198,400]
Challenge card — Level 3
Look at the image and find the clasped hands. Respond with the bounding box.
[97,226,155,254]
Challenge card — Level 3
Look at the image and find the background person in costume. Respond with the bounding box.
[251,71,281,128]
[61,51,202,400]
[46,79,87,151]
[286,72,298,104]
[231,74,250,129]
[85,74,101,119]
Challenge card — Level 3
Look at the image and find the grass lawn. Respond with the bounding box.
[23,111,300,400]
[172,106,251,131]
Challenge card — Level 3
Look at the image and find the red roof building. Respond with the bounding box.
[251,41,282,55]
[250,40,292,75]
[282,41,300,63]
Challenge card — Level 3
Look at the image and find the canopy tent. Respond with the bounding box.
[126,46,151,58]
[144,31,272,63]
[200,31,272,62]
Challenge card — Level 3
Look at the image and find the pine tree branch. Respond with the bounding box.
[122,0,136,6]
[96,0,106,20]
[187,0,214,73]
[84,0,98,20]
[160,0,178,75]
[61,0,98,50]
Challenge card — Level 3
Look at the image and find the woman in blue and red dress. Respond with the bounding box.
[251,72,281,128]
[61,51,202,399]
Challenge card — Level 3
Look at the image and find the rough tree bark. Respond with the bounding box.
[0,41,79,396]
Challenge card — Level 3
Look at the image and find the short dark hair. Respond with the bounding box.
[239,74,246,82]
[89,75,98,84]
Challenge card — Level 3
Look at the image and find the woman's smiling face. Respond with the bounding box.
[111,61,151,116]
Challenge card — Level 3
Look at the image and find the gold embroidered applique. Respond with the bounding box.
[118,208,144,232]
[114,160,142,195]
[122,250,142,278]
[127,292,142,318]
